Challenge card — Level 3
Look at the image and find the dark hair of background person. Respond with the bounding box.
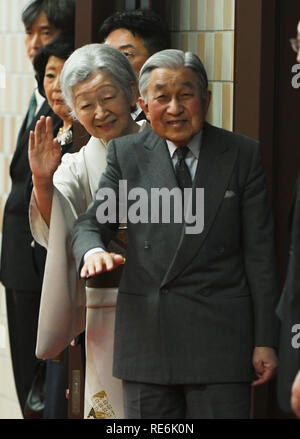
[22,0,75,34]
[99,9,171,55]
[34,33,74,98]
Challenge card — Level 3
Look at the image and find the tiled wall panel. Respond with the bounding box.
[167,0,235,131]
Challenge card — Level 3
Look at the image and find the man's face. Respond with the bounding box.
[24,11,61,63]
[105,28,150,77]
[139,67,211,147]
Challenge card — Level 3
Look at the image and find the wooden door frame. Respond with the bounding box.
[234,0,300,419]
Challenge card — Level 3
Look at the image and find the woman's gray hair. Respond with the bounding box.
[139,49,208,103]
[60,43,137,116]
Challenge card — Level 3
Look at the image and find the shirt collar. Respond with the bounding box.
[34,84,45,112]
[166,130,203,159]
[131,102,142,120]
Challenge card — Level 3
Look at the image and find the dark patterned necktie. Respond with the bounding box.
[26,92,37,129]
[175,146,192,190]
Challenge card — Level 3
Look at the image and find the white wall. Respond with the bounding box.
[0,0,35,419]
[167,0,235,131]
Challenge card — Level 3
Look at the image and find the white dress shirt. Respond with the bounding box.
[166,130,202,181]
[34,85,45,115]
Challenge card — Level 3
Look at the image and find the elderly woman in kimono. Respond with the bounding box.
[28,44,149,419]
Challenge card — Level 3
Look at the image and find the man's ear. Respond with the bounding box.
[138,96,151,122]
[130,82,139,108]
[203,90,212,116]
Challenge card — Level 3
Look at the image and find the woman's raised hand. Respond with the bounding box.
[29,115,61,180]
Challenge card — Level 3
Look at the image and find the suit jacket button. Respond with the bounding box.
[161,288,168,295]
[202,288,211,296]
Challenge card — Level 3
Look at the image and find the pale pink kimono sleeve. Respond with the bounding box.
[29,151,89,358]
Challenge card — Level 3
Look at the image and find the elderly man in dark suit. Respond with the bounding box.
[0,0,75,418]
[71,49,279,419]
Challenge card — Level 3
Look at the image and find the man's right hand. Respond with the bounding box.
[80,252,125,279]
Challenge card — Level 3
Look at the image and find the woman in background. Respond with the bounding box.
[34,33,74,156]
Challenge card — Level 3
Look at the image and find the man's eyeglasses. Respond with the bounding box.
[290,38,300,53]
[121,50,148,59]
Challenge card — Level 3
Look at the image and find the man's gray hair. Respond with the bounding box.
[139,49,208,103]
[60,43,137,116]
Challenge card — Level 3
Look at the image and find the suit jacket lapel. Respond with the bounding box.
[134,129,185,265]
[161,123,239,286]
[20,100,52,145]
[288,173,300,231]
[11,100,52,170]
[135,129,178,189]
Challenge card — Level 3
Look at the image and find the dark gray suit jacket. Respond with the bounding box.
[277,174,300,413]
[0,99,61,291]
[72,123,279,385]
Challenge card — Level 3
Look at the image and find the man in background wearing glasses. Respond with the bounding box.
[99,9,171,121]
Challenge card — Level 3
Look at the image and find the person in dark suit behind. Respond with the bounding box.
[276,173,300,418]
[276,21,300,419]
[0,0,75,418]
[71,49,280,419]
[99,9,171,121]
[30,32,74,419]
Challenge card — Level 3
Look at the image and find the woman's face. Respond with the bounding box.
[43,55,71,123]
[73,70,136,142]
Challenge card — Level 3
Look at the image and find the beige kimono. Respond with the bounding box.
[29,120,148,419]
